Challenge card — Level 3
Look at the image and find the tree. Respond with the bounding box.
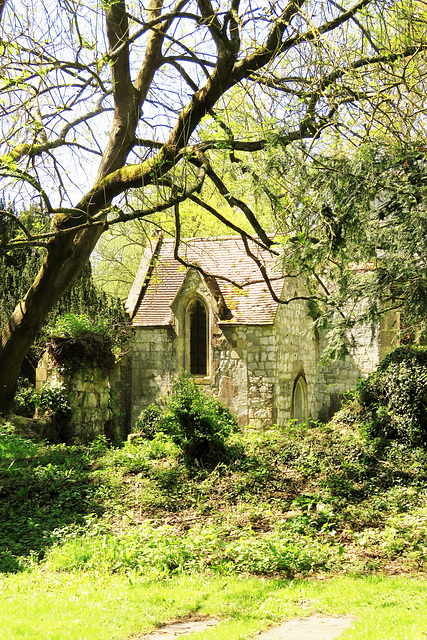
[0,0,426,413]
[1,202,126,380]
[283,140,427,352]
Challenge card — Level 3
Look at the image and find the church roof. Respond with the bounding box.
[126,234,285,326]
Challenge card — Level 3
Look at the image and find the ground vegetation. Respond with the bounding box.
[2,401,427,577]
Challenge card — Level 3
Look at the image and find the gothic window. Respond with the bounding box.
[292,375,307,422]
[189,299,208,376]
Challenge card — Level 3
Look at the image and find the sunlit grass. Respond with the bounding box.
[1,572,427,639]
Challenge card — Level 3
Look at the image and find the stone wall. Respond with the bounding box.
[212,324,275,429]
[36,353,113,444]
[273,285,319,424]
[315,308,399,422]
[67,366,112,443]
[129,326,177,427]
[109,351,132,440]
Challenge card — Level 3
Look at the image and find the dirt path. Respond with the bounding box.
[134,615,354,639]
[254,616,354,639]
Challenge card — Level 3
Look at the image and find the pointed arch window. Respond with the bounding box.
[189,299,208,376]
[292,375,308,422]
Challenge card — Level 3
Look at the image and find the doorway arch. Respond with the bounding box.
[292,374,308,422]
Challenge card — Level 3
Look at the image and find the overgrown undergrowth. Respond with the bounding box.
[1,418,427,577]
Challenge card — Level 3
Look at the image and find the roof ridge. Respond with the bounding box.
[161,233,277,244]
[162,234,242,243]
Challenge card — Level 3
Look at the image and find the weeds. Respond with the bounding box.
[43,521,333,577]
[135,377,241,467]
[0,425,109,571]
[2,417,427,576]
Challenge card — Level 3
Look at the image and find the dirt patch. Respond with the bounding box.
[130,619,220,638]
[255,616,354,639]
[130,616,353,639]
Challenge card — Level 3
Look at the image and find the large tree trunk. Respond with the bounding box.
[0,0,164,415]
[0,225,103,414]
[0,0,6,23]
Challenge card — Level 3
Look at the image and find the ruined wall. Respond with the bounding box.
[315,309,399,422]
[109,351,132,440]
[36,353,112,444]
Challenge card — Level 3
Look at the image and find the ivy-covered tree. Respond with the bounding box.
[0,203,126,381]
[243,140,427,356]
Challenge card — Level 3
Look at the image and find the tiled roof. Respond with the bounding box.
[128,235,285,326]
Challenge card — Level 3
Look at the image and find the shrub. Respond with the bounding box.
[13,378,37,417]
[356,346,427,447]
[49,313,112,338]
[46,313,116,373]
[135,403,163,440]
[136,377,240,466]
[35,382,72,422]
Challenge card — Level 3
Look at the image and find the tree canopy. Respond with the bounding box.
[247,139,427,357]
[0,0,426,412]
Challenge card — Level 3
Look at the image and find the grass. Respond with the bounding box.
[1,572,427,639]
[2,417,427,637]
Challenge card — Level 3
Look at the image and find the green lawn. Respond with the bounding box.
[1,572,427,639]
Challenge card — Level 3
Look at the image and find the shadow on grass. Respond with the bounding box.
[0,429,108,573]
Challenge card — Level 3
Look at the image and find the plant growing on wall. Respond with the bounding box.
[46,313,122,375]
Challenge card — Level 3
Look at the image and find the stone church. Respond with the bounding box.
[125,233,398,429]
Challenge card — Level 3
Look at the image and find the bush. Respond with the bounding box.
[49,313,111,338]
[46,313,116,373]
[356,346,427,447]
[136,377,240,466]
[135,403,163,440]
[35,382,72,422]
[13,379,37,417]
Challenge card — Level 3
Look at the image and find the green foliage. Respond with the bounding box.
[13,378,37,417]
[34,382,72,422]
[355,346,427,447]
[49,313,112,339]
[0,422,39,459]
[0,426,109,572]
[3,412,427,576]
[43,521,332,577]
[45,313,124,374]
[136,377,240,466]
[245,140,427,358]
[135,403,163,440]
